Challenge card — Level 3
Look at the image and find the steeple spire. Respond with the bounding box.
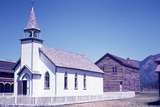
[24,5,41,38]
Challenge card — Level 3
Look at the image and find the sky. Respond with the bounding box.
[0,0,160,62]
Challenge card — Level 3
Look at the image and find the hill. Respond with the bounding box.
[140,54,160,90]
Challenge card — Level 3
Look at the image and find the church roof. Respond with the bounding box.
[40,47,103,73]
[0,60,16,73]
[24,7,40,31]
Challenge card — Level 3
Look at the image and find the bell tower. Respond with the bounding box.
[20,6,43,71]
[24,7,41,38]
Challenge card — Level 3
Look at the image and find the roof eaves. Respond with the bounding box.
[95,53,110,64]
[95,53,139,70]
[57,66,104,74]
[13,59,21,70]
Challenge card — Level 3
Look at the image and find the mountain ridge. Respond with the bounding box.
[140,54,160,89]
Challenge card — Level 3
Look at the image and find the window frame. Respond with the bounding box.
[112,65,117,73]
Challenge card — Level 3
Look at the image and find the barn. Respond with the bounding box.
[95,53,140,92]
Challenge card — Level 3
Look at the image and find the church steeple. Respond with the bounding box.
[24,6,41,38]
[20,5,43,73]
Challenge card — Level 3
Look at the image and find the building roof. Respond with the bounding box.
[40,47,103,73]
[0,60,16,73]
[24,7,40,32]
[95,53,140,69]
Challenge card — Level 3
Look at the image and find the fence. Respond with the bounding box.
[0,93,13,96]
[0,91,135,106]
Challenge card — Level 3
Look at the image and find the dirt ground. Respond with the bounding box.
[64,91,160,107]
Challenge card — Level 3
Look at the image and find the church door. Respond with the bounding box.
[22,80,27,95]
[18,73,30,96]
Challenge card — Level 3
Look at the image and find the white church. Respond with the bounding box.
[13,7,104,97]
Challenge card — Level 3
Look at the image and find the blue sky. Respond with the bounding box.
[0,0,160,62]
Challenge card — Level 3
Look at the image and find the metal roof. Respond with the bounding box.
[0,60,16,73]
[40,47,103,73]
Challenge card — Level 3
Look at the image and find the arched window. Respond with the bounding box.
[83,74,86,90]
[44,72,50,89]
[0,83,4,93]
[64,72,68,89]
[11,84,14,92]
[4,83,11,93]
[74,73,78,90]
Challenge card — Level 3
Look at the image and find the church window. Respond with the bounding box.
[64,72,68,89]
[83,74,86,90]
[75,73,78,90]
[44,72,50,89]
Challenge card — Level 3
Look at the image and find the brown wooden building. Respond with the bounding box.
[0,60,15,93]
[95,53,140,92]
